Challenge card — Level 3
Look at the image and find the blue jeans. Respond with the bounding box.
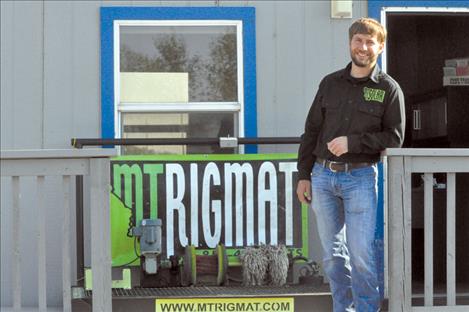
[311,163,380,312]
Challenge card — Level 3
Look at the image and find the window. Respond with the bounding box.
[101,7,257,154]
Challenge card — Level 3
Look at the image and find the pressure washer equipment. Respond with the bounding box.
[132,219,163,274]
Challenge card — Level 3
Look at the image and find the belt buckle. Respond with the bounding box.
[327,161,348,172]
[327,161,339,173]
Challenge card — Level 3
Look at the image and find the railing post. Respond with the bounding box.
[90,157,112,312]
[423,173,434,306]
[446,173,456,306]
[37,176,47,311]
[387,155,412,312]
[76,175,85,287]
[62,176,72,312]
[12,176,21,311]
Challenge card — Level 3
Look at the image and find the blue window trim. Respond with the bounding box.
[369,0,469,22]
[100,7,257,152]
[369,0,469,69]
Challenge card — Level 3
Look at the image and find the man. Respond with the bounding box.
[296,18,405,312]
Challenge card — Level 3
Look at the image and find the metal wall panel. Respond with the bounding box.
[71,1,102,140]
[42,1,103,148]
[0,1,44,149]
[253,1,277,150]
[302,0,331,117]
[0,1,14,150]
[43,1,74,148]
[274,2,306,152]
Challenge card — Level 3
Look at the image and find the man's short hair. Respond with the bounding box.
[349,18,387,44]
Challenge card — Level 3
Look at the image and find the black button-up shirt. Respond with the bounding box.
[297,63,405,180]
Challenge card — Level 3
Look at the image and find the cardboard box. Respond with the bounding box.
[456,65,469,76]
[443,67,457,76]
[443,76,469,86]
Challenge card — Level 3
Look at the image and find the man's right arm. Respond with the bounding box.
[297,80,325,181]
[296,80,325,204]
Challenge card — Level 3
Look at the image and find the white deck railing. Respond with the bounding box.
[384,148,469,312]
[0,149,116,312]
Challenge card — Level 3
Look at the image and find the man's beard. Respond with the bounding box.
[350,50,376,68]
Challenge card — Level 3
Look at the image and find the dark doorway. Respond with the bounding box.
[386,11,469,296]
[386,12,469,148]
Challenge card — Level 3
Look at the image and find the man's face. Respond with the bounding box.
[349,33,384,68]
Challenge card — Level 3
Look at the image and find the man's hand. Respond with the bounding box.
[327,136,348,156]
[297,180,312,204]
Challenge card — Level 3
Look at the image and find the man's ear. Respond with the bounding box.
[378,42,385,54]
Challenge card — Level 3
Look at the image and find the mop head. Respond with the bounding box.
[240,246,269,286]
[240,245,289,286]
[263,245,289,286]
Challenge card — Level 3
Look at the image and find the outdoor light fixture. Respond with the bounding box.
[331,0,353,19]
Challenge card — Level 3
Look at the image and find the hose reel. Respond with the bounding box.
[182,244,228,286]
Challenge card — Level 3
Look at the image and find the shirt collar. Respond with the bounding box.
[341,62,381,84]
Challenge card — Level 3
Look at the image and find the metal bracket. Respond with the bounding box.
[219,137,238,148]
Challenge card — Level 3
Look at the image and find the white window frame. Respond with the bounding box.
[113,20,245,144]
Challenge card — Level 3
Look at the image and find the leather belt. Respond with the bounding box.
[316,157,375,173]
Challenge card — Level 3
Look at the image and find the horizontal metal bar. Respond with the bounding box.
[382,148,469,157]
[239,137,301,144]
[410,157,469,173]
[413,306,469,312]
[71,137,302,148]
[80,285,331,299]
[118,102,241,112]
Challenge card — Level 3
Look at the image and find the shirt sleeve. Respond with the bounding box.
[347,85,405,153]
[297,79,325,180]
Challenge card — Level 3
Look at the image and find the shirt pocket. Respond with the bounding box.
[357,101,384,131]
[358,101,385,117]
[321,101,341,118]
[322,100,340,110]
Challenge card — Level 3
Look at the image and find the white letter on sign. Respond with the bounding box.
[279,162,297,245]
[224,163,254,247]
[258,162,278,245]
[202,162,222,248]
[166,164,188,256]
[190,163,199,247]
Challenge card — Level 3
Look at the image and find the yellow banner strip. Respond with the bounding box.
[155,297,294,312]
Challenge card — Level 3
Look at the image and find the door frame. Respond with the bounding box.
[368,0,469,298]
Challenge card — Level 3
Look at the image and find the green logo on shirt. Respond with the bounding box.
[363,87,385,103]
